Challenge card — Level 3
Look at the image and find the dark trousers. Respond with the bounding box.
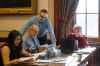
[38,35,51,45]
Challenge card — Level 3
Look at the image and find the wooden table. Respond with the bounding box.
[11,47,97,66]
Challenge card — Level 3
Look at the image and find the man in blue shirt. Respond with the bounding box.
[23,25,40,53]
[20,9,56,46]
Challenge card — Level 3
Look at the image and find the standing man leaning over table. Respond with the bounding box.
[20,9,56,46]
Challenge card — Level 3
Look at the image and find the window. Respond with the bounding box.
[76,0,99,37]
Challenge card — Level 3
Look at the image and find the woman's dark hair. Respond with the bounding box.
[8,30,23,60]
[8,30,22,47]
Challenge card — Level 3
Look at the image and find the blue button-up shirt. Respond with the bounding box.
[20,16,56,46]
[23,36,40,53]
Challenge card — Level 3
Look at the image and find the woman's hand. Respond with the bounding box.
[22,48,33,57]
[10,59,19,64]
[18,57,33,62]
[28,53,33,57]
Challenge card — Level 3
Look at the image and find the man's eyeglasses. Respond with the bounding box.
[40,15,47,19]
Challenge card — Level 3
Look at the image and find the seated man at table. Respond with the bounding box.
[23,24,40,53]
[60,26,88,54]
[68,25,88,48]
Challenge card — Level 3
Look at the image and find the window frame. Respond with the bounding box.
[75,0,100,38]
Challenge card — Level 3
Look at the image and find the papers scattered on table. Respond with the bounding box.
[35,59,52,63]
[39,44,49,48]
[65,62,79,66]
[18,52,45,62]
[74,47,96,54]
[35,56,74,64]
[32,51,46,57]
[32,53,40,60]
[35,57,66,63]
[18,57,33,62]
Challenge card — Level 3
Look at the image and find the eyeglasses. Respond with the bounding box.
[40,15,47,19]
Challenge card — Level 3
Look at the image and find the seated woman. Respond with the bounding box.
[68,26,88,48]
[23,24,40,53]
[0,30,32,66]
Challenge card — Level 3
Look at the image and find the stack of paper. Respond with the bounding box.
[18,57,33,62]
[74,47,96,54]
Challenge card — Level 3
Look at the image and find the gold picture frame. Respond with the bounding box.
[0,0,37,15]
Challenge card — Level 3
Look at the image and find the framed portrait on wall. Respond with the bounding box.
[0,0,37,14]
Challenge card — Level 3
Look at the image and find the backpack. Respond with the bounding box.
[60,37,77,54]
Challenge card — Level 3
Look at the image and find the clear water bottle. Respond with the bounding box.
[75,40,78,50]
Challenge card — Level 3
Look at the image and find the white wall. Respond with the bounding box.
[0,15,32,37]
[38,0,49,13]
[38,0,54,27]
[48,0,54,27]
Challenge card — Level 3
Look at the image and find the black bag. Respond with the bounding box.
[38,34,51,45]
[60,37,76,54]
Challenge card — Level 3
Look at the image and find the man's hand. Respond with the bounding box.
[38,47,46,52]
[47,32,51,40]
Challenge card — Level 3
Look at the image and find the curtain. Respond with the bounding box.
[54,0,79,44]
